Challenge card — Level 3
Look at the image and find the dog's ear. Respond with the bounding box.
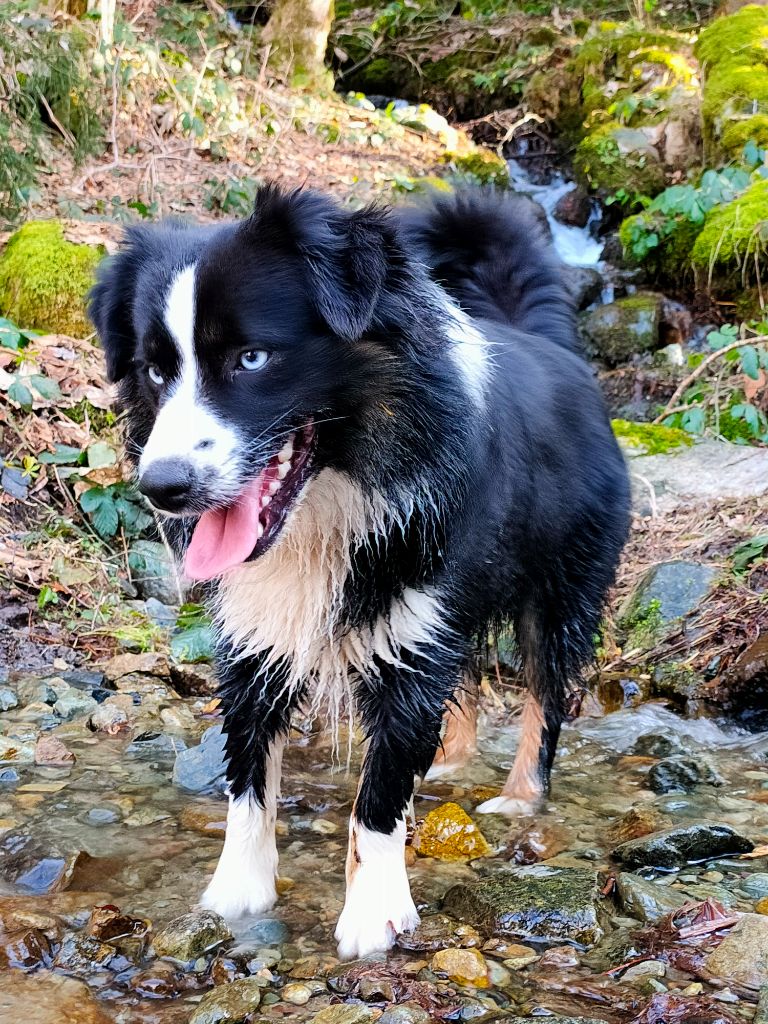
[247,185,394,342]
[88,237,142,383]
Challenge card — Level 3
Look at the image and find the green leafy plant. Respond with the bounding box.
[0,317,38,350]
[171,602,214,663]
[79,483,153,540]
[203,175,261,216]
[732,534,768,575]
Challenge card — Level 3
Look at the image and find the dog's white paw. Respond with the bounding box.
[335,861,420,959]
[200,870,277,920]
[424,758,461,781]
[476,794,537,817]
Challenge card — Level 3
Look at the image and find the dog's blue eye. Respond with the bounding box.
[238,350,269,371]
[148,365,164,386]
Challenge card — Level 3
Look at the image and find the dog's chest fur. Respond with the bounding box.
[213,468,443,706]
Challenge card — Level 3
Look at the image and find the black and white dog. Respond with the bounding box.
[89,184,630,959]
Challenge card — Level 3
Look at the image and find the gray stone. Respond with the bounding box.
[189,978,262,1024]
[80,805,122,827]
[756,985,768,1024]
[648,755,722,795]
[615,872,688,923]
[0,767,20,784]
[442,866,603,947]
[581,293,662,365]
[0,734,35,764]
[619,560,717,642]
[554,185,593,228]
[0,688,18,712]
[53,691,98,721]
[564,266,604,310]
[704,914,768,989]
[379,1003,432,1024]
[172,725,227,793]
[153,910,232,961]
[1,466,29,499]
[627,439,768,513]
[240,918,289,945]
[311,1008,376,1024]
[614,821,753,870]
[128,540,184,606]
[740,873,768,899]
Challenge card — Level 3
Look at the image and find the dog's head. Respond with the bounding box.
[89,184,432,581]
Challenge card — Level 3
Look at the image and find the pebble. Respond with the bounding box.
[0,687,19,712]
[311,1006,376,1024]
[189,978,263,1024]
[89,702,130,733]
[310,818,338,835]
[430,947,490,987]
[379,1004,431,1024]
[80,805,122,827]
[281,982,313,1005]
[172,724,227,792]
[0,768,20,785]
[34,735,76,766]
[756,897,768,915]
[739,872,768,898]
[240,917,289,945]
[622,960,666,981]
[412,802,491,862]
[700,870,724,882]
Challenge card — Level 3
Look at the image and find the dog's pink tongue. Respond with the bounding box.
[184,477,264,581]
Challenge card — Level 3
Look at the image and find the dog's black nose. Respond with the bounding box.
[138,459,196,513]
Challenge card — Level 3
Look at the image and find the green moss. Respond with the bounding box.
[619,210,701,279]
[624,597,665,651]
[0,220,104,336]
[721,115,768,156]
[574,121,665,197]
[691,178,768,288]
[696,7,768,158]
[612,418,694,455]
[442,149,509,187]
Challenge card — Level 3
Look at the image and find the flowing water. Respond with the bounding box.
[2,676,768,1023]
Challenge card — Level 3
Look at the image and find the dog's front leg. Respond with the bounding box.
[335,651,459,959]
[201,650,301,920]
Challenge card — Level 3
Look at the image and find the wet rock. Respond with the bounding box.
[442,866,604,947]
[171,660,218,696]
[52,933,119,975]
[281,982,314,1004]
[412,802,492,862]
[80,804,122,827]
[613,821,753,869]
[89,699,130,734]
[632,734,684,759]
[0,733,36,763]
[741,873,768,899]
[0,767,20,784]
[0,834,84,893]
[126,730,187,759]
[129,960,188,998]
[379,1003,432,1024]
[241,917,289,945]
[153,909,233,960]
[61,669,106,692]
[499,943,538,968]
[649,755,723,794]
[34,734,76,766]
[0,927,52,969]
[289,954,340,979]
[87,904,150,945]
[180,802,227,837]
[172,724,227,793]
[564,266,604,311]
[0,971,113,1023]
[128,540,184,605]
[704,914,768,989]
[53,690,98,721]
[0,687,18,712]
[397,913,481,953]
[539,944,580,969]
[619,561,717,649]
[104,651,170,682]
[623,959,666,982]
[189,978,263,1024]
[431,947,490,987]
[581,293,662,365]
[554,186,592,228]
[160,703,201,735]
[660,296,693,345]
[615,872,688,923]
[311,1007,376,1024]
[143,597,179,627]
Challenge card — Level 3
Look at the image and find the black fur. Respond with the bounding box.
[89,184,630,840]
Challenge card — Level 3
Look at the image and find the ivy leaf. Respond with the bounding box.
[8,379,33,409]
[707,324,739,350]
[91,500,119,538]
[29,374,62,400]
[740,345,761,380]
[170,623,214,663]
[86,441,117,468]
[0,318,22,350]
[39,444,84,466]
[681,407,706,435]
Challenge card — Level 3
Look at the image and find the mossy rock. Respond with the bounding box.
[619,210,701,281]
[690,177,768,291]
[441,149,509,187]
[0,220,104,337]
[574,122,666,199]
[612,419,693,456]
[695,6,768,158]
[721,114,768,156]
[580,293,662,365]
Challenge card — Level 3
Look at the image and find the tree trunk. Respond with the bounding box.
[263,0,334,87]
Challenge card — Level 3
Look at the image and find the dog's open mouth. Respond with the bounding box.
[184,422,315,581]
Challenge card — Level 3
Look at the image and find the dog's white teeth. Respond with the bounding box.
[256,522,264,539]
[268,480,281,496]
[277,438,294,464]
[261,495,271,508]
[277,460,291,480]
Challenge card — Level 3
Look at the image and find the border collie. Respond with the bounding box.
[89,184,630,959]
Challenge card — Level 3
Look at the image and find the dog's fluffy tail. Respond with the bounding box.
[398,189,578,350]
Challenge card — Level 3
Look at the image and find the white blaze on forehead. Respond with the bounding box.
[139,264,238,480]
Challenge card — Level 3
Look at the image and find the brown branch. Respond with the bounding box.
[653,336,760,424]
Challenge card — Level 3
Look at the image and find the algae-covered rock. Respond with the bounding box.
[612,419,693,457]
[581,293,662,365]
[0,221,104,337]
[575,122,666,199]
[412,802,492,862]
[615,872,687,923]
[613,821,753,870]
[691,178,768,294]
[442,866,604,947]
[696,5,768,160]
[442,149,509,188]
[189,978,263,1024]
[152,909,232,961]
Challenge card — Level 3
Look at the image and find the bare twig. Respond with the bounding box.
[654,335,757,423]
